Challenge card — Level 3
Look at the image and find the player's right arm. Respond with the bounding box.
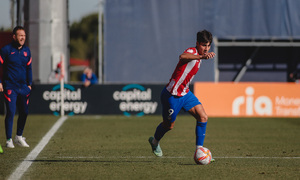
[179,52,215,63]
[0,48,5,92]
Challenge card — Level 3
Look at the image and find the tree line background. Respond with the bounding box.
[69,13,99,82]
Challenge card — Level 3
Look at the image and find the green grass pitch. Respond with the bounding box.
[0,115,299,179]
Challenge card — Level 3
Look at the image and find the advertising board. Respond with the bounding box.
[28,84,164,116]
[194,82,300,117]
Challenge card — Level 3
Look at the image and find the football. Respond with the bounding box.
[194,146,212,165]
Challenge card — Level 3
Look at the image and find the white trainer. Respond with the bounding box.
[14,136,30,147]
[6,138,15,148]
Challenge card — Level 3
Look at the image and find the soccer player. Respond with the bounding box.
[148,30,215,159]
[0,26,32,148]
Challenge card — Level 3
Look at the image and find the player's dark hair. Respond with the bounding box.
[197,30,213,45]
[13,26,25,35]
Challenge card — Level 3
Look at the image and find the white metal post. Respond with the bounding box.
[213,37,219,82]
[98,0,105,84]
[60,54,65,116]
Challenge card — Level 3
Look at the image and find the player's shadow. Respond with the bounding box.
[28,159,153,163]
[178,163,199,166]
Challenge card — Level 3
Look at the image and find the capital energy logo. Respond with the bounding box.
[43,84,87,116]
[113,84,158,116]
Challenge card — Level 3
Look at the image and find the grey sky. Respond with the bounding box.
[0,0,99,28]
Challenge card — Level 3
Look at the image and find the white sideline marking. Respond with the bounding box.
[41,156,300,159]
[8,116,68,180]
[215,156,300,159]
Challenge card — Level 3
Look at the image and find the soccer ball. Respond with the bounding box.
[194,146,212,165]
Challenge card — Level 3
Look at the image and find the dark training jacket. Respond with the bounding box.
[0,42,32,89]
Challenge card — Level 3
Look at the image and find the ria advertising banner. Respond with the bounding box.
[194,82,300,117]
[28,84,165,116]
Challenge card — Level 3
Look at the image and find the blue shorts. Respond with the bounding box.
[161,87,201,122]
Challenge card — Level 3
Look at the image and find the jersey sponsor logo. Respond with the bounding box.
[11,52,15,55]
[113,84,158,116]
[23,51,27,57]
[43,84,87,115]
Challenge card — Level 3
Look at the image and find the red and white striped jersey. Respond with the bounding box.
[166,47,201,96]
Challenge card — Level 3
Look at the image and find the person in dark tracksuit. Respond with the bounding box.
[0,26,32,149]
